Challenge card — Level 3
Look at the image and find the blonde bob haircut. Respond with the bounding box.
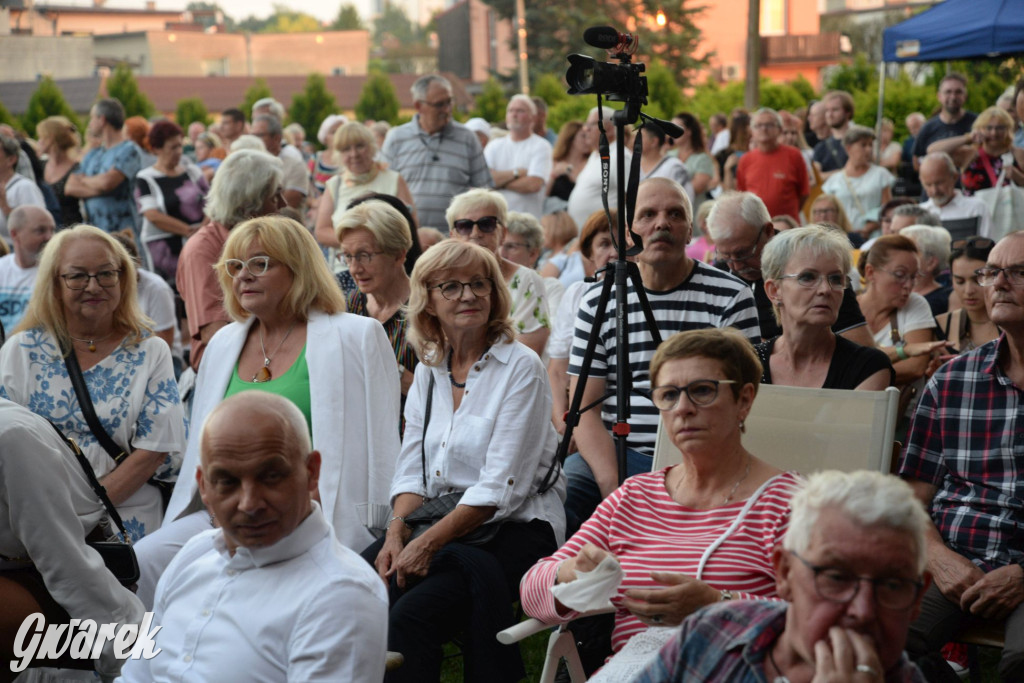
[445,188,508,233]
[335,200,413,257]
[332,121,377,154]
[972,106,1015,153]
[649,327,762,401]
[406,240,514,365]
[16,224,152,350]
[217,215,346,322]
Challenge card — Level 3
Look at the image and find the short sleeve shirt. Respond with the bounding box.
[79,140,142,234]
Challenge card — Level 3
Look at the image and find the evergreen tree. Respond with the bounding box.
[175,97,210,127]
[105,64,156,119]
[532,74,570,109]
[0,99,20,133]
[21,76,82,137]
[470,78,508,123]
[355,72,401,124]
[332,4,365,30]
[264,4,320,32]
[241,79,274,121]
[289,74,339,149]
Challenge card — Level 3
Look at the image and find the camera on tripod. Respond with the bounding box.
[565,26,648,106]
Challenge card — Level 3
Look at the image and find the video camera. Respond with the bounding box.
[565,26,648,107]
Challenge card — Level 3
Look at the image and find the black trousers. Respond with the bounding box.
[362,519,557,683]
[906,582,1024,681]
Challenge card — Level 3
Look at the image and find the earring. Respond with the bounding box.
[739,419,746,433]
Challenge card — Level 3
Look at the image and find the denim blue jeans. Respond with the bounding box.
[562,448,652,537]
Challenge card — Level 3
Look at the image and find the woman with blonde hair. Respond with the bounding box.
[36,115,83,226]
[314,121,415,249]
[0,224,185,540]
[366,239,563,683]
[165,214,401,550]
[944,106,1024,195]
[809,194,855,240]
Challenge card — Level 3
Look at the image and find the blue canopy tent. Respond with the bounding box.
[882,0,1024,62]
[874,0,1024,151]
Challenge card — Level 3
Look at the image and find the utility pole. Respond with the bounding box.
[515,0,528,93]
[744,0,760,109]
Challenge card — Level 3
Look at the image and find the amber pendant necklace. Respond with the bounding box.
[253,321,297,383]
[69,331,114,352]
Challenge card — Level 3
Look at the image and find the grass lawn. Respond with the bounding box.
[440,628,552,682]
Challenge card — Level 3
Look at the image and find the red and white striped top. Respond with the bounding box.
[520,468,801,654]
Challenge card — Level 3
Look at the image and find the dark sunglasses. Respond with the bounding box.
[452,216,501,236]
[950,236,995,263]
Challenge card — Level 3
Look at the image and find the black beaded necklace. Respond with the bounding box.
[447,346,490,389]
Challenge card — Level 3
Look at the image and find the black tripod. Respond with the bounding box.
[556,100,679,487]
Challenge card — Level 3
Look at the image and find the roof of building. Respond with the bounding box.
[0,76,103,115]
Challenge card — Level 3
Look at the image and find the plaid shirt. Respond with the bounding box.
[900,336,1024,571]
[633,601,925,683]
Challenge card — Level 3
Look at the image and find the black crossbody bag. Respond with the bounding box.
[47,420,140,588]
[62,347,173,510]
[403,372,561,545]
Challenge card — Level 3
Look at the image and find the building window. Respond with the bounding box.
[760,0,786,36]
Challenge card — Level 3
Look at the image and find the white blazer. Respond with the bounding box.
[165,309,402,550]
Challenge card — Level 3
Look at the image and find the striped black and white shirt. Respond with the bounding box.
[568,261,761,455]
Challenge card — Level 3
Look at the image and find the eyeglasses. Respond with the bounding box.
[950,237,995,261]
[777,271,847,291]
[423,98,453,110]
[976,265,1024,287]
[338,251,383,268]
[223,256,273,279]
[500,241,529,251]
[452,216,501,236]
[752,122,779,130]
[790,551,923,611]
[716,226,765,263]
[880,269,919,284]
[60,269,122,290]
[433,277,494,301]
[650,379,736,410]
[811,207,839,216]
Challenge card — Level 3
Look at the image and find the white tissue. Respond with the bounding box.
[550,555,624,612]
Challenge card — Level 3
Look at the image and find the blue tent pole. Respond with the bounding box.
[874,60,886,160]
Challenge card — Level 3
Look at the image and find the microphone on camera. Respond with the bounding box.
[583,26,638,53]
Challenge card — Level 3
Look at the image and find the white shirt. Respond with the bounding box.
[870,292,936,346]
[921,191,992,238]
[0,399,144,681]
[0,252,38,333]
[136,268,184,362]
[484,133,553,219]
[120,503,387,683]
[567,146,631,231]
[391,340,567,544]
[279,153,310,196]
[0,174,46,241]
[549,279,592,360]
[710,129,731,156]
[821,165,894,230]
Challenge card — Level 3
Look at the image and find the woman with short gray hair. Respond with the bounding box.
[500,211,545,268]
[822,124,894,236]
[757,226,892,390]
[900,225,953,316]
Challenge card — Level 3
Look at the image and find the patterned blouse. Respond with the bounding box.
[344,290,417,374]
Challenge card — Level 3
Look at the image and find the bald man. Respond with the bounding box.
[0,205,54,334]
[121,392,387,682]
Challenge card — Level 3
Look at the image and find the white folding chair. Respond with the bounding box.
[653,385,901,474]
[498,385,901,680]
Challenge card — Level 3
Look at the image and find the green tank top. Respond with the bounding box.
[224,344,312,436]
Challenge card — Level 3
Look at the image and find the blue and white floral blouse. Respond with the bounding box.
[0,328,186,541]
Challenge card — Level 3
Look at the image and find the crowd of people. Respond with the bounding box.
[0,70,1022,683]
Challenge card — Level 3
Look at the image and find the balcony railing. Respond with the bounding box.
[761,32,842,64]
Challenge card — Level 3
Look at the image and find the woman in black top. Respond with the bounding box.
[756,226,892,390]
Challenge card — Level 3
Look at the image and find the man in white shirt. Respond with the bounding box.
[567,107,631,230]
[485,95,553,220]
[919,152,991,237]
[251,97,304,165]
[251,115,309,211]
[0,205,53,336]
[120,392,388,682]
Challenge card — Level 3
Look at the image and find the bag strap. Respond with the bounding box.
[420,371,435,490]
[62,346,128,465]
[889,311,902,345]
[47,419,132,544]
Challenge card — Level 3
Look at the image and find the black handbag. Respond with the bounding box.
[63,345,173,510]
[48,421,140,588]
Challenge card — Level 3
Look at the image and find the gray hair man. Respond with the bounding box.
[707,191,872,345]
[634,470,930,682]
[120,391,388,682]
[0,206,54,333]
[250,114,308,210]
[484,94,553,220]
[380,74,492,230]
[918,152,990,237]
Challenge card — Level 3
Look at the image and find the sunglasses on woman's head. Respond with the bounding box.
[452,216,500,236]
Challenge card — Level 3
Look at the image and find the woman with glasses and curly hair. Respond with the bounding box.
[365,239,564,683]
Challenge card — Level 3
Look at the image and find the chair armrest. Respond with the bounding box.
[496,606,617,645]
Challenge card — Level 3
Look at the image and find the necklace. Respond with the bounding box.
[447,346,490,389]
[69,331,114,352]
[767,643,791,683]
[675,452,751,505]
[253,321,297,383]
